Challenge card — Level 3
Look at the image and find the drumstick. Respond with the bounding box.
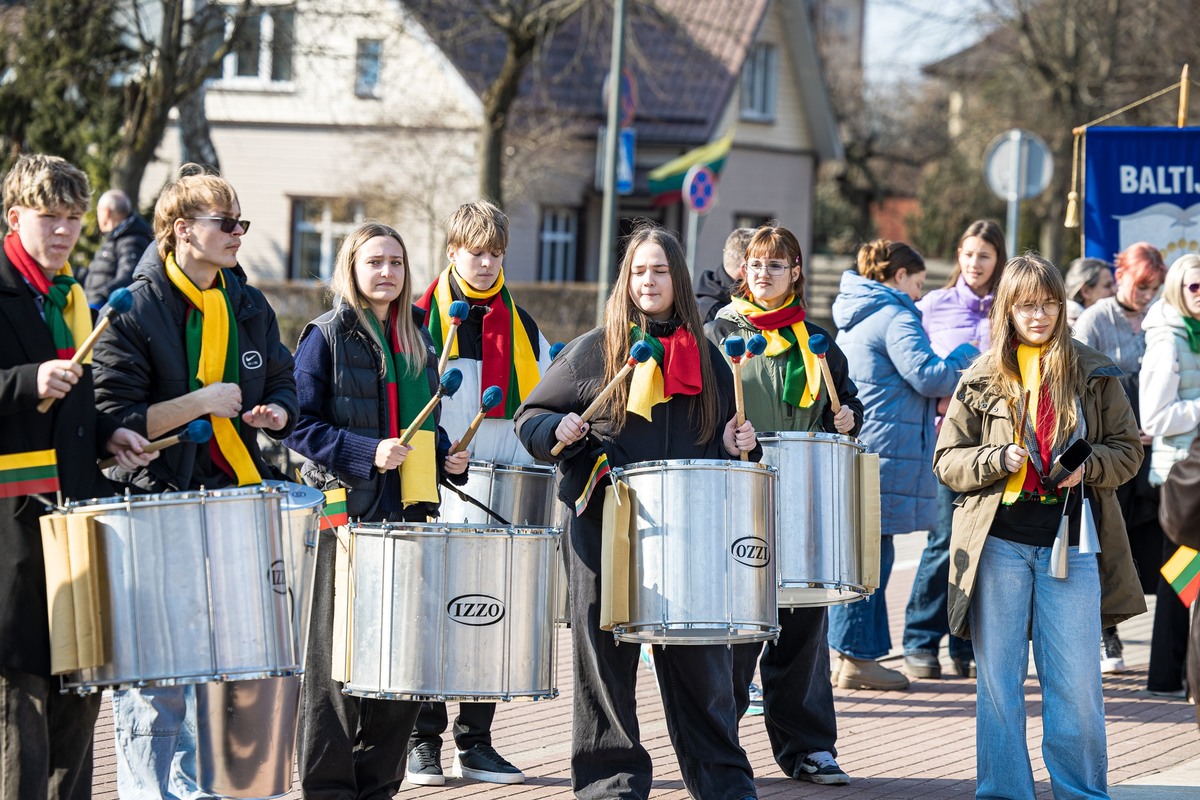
[98,419,212,470]
[550,340,653,456]
[398,367,463,447]
[450,385,502,455]
[724,337,749,462]
[437,300,470,375]
[1015,388,1032,449]
[807,334,842,414]
[38,287,133,413]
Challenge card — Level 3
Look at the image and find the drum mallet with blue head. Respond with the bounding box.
[398,367,463,447]
[724,336,750,462]
[98,419,212,470]
[450,385,502,455]
[807,333,842,414]
[746,333,767,361]
[39,286,134,413]
[437,300,471,375]
[550,340,653,456]
[549,341,566,360]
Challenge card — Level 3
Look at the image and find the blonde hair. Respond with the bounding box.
[600,224,718,443]
[1162,253,1200,319]
[330,222,426,376]
[154,164,239,261]
[978,253,1081,448]
[3,153,90,217]
[445,200,508,253]
[856,239,924,283]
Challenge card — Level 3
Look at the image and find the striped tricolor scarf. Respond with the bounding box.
[730,294,821,408]
[1001,343,1061,505]
[627,322,702,420]
[5,233,91,362]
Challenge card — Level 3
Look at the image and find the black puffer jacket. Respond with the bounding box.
[694,268,737,324]
[81,214,154,306]
[92,250,297,491]
[515,323,761,521]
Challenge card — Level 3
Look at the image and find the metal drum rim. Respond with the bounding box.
[63,665,302,692]
[346,521,560,538]
[612,458,778,477]
[758,431,866,452]
[464,461,556,476]
[261,479,326,510]
[341,686,559,702]
[65,483,286,511]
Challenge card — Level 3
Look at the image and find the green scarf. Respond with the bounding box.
[1182,315,1200,354]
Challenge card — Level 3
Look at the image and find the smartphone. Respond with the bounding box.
[1048,439,1093,487]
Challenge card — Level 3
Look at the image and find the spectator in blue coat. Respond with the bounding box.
[828,239,977,691]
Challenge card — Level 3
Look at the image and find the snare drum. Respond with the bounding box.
[437,461,556,526]
[59,485,297,691]
[341,522,559,702]
[610,459,779,645]
[759,432,869,606]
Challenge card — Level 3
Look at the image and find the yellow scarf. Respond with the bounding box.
[1001,344,1041,504]
[55,267,92,365]
[165,253,261,486]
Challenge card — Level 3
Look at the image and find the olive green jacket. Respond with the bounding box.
[933,341,1146,637]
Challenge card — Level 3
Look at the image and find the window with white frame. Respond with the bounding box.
[355,39,382,98]
[538,208,580,282]
[740,42,777,121]
[222,5,295,85]
[290,198,365,281]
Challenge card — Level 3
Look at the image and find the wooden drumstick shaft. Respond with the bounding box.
[398,394,444,447]
[37,315,113,414]
[450,409,487,455]
[550,361,636,457]
[437,322,461,375]
[97,431,186,470]
[732,359,748,462]
[815,355,842,414]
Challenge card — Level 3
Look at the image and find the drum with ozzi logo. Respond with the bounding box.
[610,459,779,645]
[759,432,869,607]
[437,461,556,526]
[341,521,559,702]
[58,485,297,692]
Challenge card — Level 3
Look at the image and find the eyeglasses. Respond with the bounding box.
[745,260,790,276]
[189,216,251,234]
[1186,282,1200,294]
[1013,301,1061,319]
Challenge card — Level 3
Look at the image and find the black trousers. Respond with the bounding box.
[567,510,756,800]
[1148,535,1192,692]
[0,666,99,800]
[411,701,495,751]
[297,530,420,800]
[731,607,838,779]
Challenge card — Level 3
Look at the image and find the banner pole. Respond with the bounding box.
[1178,64,1190,128]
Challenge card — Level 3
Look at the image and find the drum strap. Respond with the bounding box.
[438,479,510,525]
[600,480,636,631]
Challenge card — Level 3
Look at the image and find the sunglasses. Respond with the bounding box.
[1186,282,1200,294]
[190,216,251,234]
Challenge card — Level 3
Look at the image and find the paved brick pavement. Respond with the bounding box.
[90,532,1199,798]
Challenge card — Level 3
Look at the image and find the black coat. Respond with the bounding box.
[514,325,761,520]
[694,268,737,324]
[92,251,298,491]
[81,214,154,306]
[0,252,120,675]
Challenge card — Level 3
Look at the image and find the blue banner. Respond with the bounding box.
[1084,126,1200,263]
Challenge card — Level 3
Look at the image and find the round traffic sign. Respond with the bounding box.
[684,164,718,215]
[983,129,1054,201]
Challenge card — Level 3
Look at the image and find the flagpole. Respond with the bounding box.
[595,0,627,326]
[1179,64,1190,128]
[685,210,700,279]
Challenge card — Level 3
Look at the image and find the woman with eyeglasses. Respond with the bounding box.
[934,254,1143,799]
[93,164,297,798]
[1138,254,1200,699]
[705,223,862,786]
[1073,241,1167,677]
[828,240,977,691]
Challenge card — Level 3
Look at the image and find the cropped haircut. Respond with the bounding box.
[3,153,90,218]
[445,200,509,253]
[1113,241,1166,287]
[153,164,239,262]
[856,239,925,283]
[722,227,755,275]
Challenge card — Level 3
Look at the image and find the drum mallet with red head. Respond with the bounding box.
[724,336,750,462]
[437,300,471,375]
[98,419,212,470]
[450,385,502,455]
[550,340,653,456]
[807,333,842,414]
[398,367,463,447]
[39,286,134,414]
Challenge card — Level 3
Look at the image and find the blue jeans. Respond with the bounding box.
[970,537,1107,800]
[112,685,211,800]
[904,483,974,662]
[827,535,895,660]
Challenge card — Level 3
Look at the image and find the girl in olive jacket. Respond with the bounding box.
[933,254,1144,800]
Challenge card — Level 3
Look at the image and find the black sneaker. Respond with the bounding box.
[1101,627,1125,674]
[406,741,445,787]
[796,751,850,785]
[452,743,525,784]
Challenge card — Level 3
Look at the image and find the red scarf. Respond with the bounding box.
[1021,380,1057,495]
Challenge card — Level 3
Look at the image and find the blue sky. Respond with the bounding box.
[863,0,985,85]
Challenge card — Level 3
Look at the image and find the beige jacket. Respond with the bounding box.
[933,341,1147,638]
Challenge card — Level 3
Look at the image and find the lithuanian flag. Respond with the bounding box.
[1161,545,1200,607]
[647,131,734,208]
[0,449,59,498]
[320,487,348,530]
[574,453,611,517]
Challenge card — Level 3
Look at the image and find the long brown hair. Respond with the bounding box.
[600,224,719,443]
[943,219,1007,290]
[330,221,426,376]
[979,253,1081,447]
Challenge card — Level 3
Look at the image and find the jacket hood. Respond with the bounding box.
[832,268,919,330]
[695,268,737,301]
[1142,298,1186,332]
[111,213,153,241]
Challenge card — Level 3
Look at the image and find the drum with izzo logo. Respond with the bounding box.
[340,522,560,701]
[610,459,779,645]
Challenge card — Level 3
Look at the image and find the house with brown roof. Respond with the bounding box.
[142,0,842,291]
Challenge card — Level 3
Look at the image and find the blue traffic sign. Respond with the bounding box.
[684,164,718,215]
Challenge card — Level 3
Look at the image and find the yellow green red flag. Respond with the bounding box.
[1161,545,1200,607]
[0,449,59,498]
[320,487,348,530]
